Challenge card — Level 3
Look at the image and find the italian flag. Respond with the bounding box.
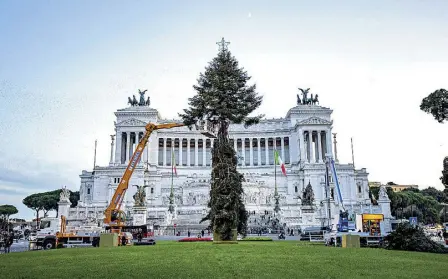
[274,149,287,176]
[171,147,177,176]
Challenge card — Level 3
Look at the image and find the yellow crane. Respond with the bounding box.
[104,122,186,234]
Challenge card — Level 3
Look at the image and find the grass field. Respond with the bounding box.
[1,241,447,279]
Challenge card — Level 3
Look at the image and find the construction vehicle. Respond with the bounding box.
[32,215,101,250]
[102,120,217,243]
[33,120,216,249]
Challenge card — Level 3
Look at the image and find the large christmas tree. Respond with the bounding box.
[180,38,263,240]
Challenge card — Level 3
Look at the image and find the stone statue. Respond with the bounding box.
[313,94,319,105]
[60,186,70,202]
[138,89,147,106]
[127,89,151,107]
[302,181,315,206]
[298,88,310,105]
[133,185,148,207]
[296,94,301,105]
[128,96,138,106]
[298,88,320,105]
[378,185,389,200]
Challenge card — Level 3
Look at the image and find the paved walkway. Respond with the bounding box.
[0,240,30,254]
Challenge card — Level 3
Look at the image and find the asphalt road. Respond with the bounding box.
[0,234,298,254]
[2,236,446,254]
[0,240,31,254]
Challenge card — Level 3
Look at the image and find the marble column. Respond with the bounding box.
[307,131,312,163]
[171,138,176,166]
[257,138,261,166]
[195,138,199,166]
[317,131,322,162]
[210,139,214,165]
[163,138,167,166]
[135,132,140,165]
[248,138,253,166]
[109,135,115,165]
[281,137,285,161]
[126,132,131,163]
[326,130,332,158]
[130,132,135,163]
[187,139,191,166]
[241,138,246,166]
[202,138,206,166]
[234,137,237,152]
[143,132,148,165]
[265,137,269,165]
[179,138,183,166]
[299,129,305,163]
[114,131,122,164]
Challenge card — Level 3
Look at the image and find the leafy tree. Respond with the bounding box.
[0,204,18,230]
[384,223,447,253]
[442,157,448,193]
[180,40,263,240]
[372,187,444,224]
[421,187,447,203]
[420,88,448,123]
[386,182,397,185]
[23,189,80,221]
[23,194,45,227]
[0,204,18,218]
[70,191,80,207]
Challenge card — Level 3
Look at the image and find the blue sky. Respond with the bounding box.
[1,0,447,220]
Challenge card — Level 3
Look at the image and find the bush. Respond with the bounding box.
[178,237,212,242]
[384,223,448,254]
[240,237,272,241]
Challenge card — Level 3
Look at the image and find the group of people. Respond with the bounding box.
[187,229,207,238]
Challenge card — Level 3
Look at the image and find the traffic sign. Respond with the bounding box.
[409,217,417,225]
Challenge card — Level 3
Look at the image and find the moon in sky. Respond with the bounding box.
[248,12,252,18]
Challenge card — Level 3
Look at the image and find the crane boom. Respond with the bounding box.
[103,122,185,226]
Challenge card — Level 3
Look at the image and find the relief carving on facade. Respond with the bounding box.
[299,117,332,125]
[117,118,148,127]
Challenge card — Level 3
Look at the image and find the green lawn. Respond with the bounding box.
[1,241,447,279]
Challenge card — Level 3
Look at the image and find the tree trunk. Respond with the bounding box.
[36,210,40,229]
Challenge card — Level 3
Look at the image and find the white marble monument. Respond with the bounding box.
[68,89,390,231]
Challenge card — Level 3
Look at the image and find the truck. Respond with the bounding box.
[31,215,102,250]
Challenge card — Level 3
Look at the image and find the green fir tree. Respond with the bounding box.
[179,38,263,240]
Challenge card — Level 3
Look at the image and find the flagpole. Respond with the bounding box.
[171,146,174,192]
[273,148,280,216]
[169,146,174,214]
[274,149,277,193]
